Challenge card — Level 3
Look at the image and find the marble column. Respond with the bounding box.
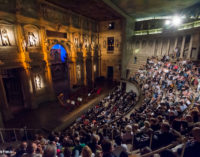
[152,40,156,56]
[187,35,193,59]
[160,40,163,56]
[173,37,178,50]
[166,39,170,56]
[180,36,186,58]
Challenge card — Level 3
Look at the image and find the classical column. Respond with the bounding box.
[19,69,32,108]
[160,40,163,56]
[152,40,156,56]
[83,56,87,86]
[166,39,170,55]
[187,35,193,59]
[180,36,186,58]
[139,40,142,49]
[91,48,95,83]
[173,37,178,51]
[68,59,77,88]
[40,27,55,100]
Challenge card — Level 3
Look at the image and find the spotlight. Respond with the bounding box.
[172,15,182,26]
[165,20,171,26]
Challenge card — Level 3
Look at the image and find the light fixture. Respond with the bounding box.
[165,20,171,26]
[172,15,182,26]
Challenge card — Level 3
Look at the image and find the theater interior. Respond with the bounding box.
[0,0,200,157]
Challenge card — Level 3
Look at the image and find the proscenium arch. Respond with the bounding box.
[48,41,73,60]
[50,44,67,62]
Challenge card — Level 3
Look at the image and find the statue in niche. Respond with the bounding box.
[83,35,89,48]
[76,65,81,80]
[28,32,37,47]
[74,37,79,47]
[0,28,11,46]
[35,74,42,89]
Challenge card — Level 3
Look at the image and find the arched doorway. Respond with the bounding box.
[50,44,69,96]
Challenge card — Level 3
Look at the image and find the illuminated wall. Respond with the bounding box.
[0,0,100,122]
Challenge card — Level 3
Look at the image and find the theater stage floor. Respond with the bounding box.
[5,83,113,131]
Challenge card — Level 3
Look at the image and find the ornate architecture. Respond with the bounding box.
[0,0,124,126]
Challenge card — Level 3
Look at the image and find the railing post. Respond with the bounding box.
[14,129,17,141]
[0,130,4,143]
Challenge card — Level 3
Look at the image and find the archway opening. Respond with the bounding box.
[50,44,67,63]
[50,44,69,97]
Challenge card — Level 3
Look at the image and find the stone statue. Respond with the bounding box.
[35,74,41,89]
[28,32,37,46]
[1,28,11,46]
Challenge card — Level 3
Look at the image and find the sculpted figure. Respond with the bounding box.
[28,32,37,46]
[1,28,11,46]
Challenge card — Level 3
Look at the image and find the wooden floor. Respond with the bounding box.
[5,83,113,131]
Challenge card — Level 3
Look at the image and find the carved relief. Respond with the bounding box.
[0,28,11,46]
[91,35,97,47]
[42,4,70,25]
[34,74,42,89]
[0,22,16,47]
[76,65,81,80]
[72,32,80,48]
[23,25,40,48]
[28,32,37,47]
[83,34,89,48]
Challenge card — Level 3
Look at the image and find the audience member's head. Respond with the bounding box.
[43,145,57,157]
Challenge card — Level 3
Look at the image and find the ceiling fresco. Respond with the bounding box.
[111,0,200,18]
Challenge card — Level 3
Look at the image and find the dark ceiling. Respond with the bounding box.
[46,0,200,20]
[46,0,123,21]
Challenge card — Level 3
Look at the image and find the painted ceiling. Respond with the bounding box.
[111,0,200,18]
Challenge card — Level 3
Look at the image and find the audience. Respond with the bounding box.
[2,56,200,157]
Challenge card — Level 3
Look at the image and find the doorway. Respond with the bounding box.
[107,66,113,80]
[50,44,69,96]
[3,68,24,113]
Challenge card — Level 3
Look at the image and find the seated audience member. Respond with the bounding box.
[43,145,57,157]
[88,134,102,154]
[81,146,94,157]
[113,136,128,157]
[15,141,27,157]
[101,140,116,157]
[153,122,179,148]
[122,125,133,144]
[22,142,42,157]
[177,127,200,157]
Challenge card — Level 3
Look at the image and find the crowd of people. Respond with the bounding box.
[2,56,200,157]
